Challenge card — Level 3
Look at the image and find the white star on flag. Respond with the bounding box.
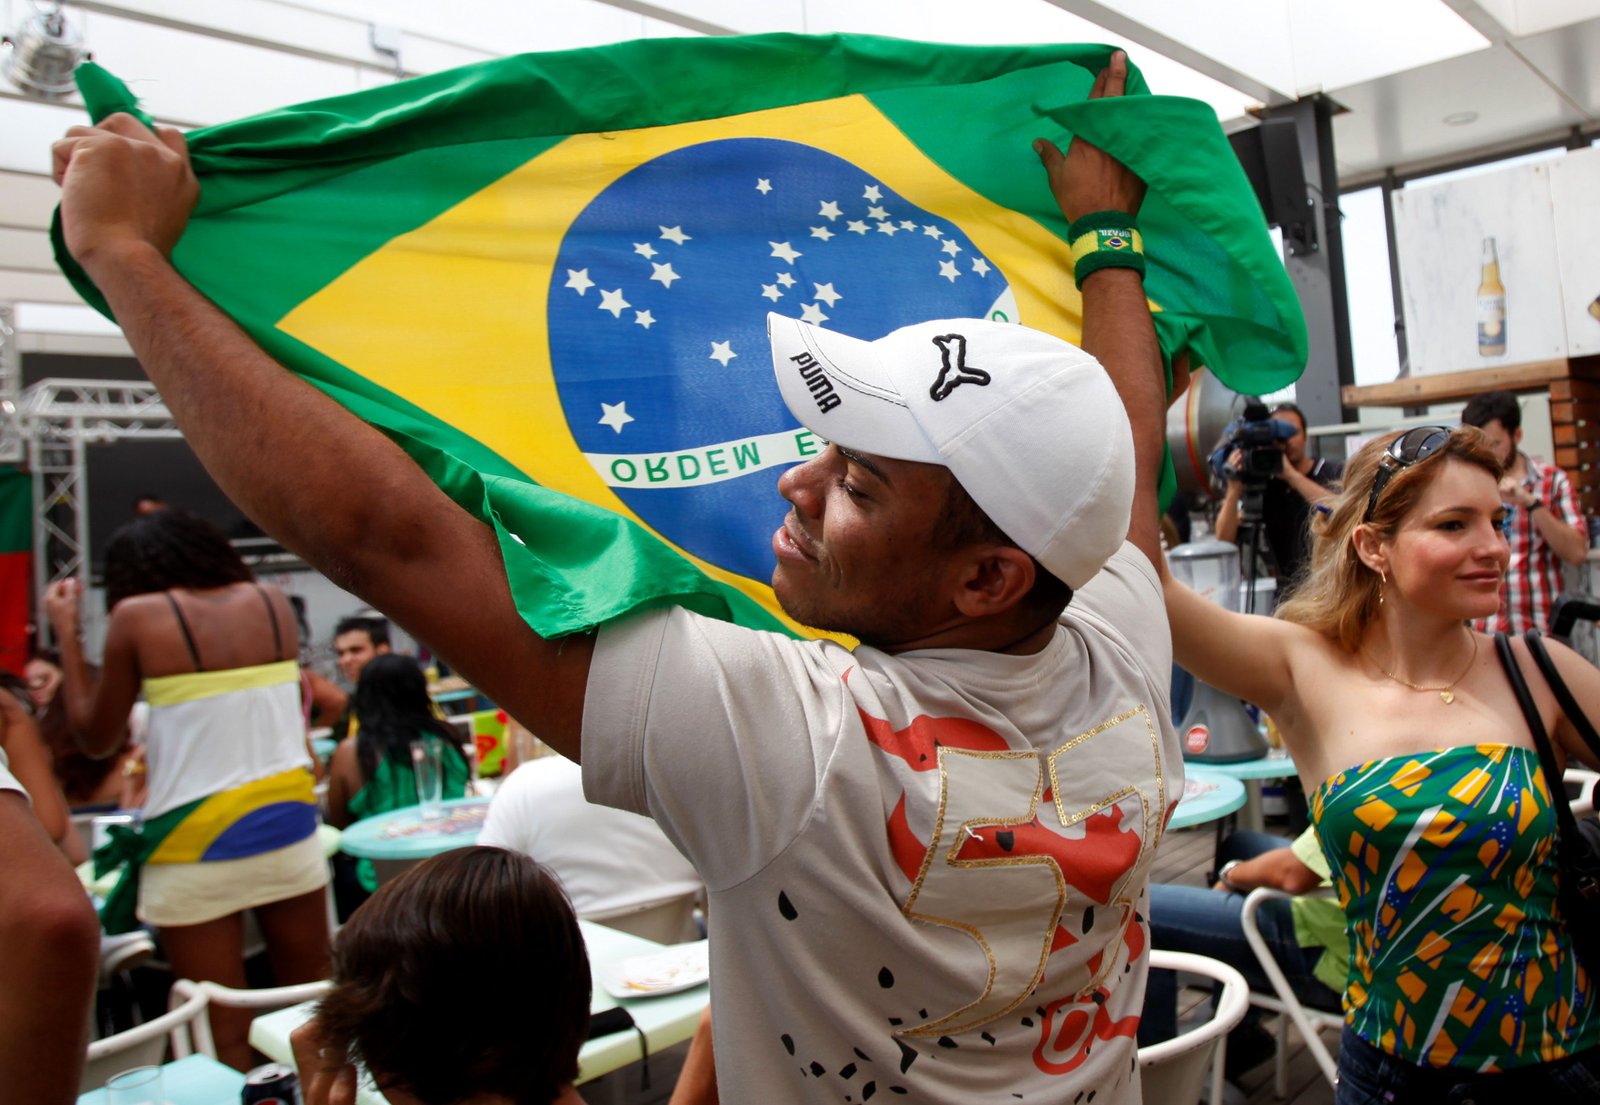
[899,220,916,231]
[770,242,803,264]
[598,288,630,317]
[867,205,889,220]
[923,225,943,238]
[632,242,658,259]
[876,221,899,236]
[812,282,841,307]
[846,220,869,235]
[761,284,783,301]
[650,262,681,289]
[818,200,842,221]
[863,184,883,201]
[599,401,635,433]
[709,341,737,366]
[938,260,961,282]
[634,310,656,328]
[800,302,830,325]
[776,272,796,287]
[565,268,595,295]
[972,258,992,277]
[756,179,773,194]
[659,225,691,245]
[941,239,963,257]
[809,226,835,241]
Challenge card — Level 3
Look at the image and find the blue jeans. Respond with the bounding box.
[1139,830,1341,1045]
[1337,1027,1600,1104]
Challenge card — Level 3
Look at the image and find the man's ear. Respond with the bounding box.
[951,546,1036,618]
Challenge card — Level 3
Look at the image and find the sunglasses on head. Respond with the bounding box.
[1363,426,1451,523]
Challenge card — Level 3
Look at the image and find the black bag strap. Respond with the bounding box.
[1495,632,1584,846]
[1522,629,1600,766]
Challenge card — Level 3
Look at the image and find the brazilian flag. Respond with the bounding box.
[57,35,1304,640]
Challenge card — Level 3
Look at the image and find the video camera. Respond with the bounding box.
[1209,400,1298,487]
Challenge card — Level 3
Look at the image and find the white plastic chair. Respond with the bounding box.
[181,977,332,1016]
[1567,768,1599,818]
[1137,949,1249,1105]
[583,885,705,945]
[1240,887,1343,1096]
[81,979,211,1093]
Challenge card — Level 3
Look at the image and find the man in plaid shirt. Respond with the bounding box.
[1463,391,1589,633]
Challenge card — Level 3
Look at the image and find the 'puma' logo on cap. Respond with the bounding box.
[790,351,842,413]
[929,334,991,401]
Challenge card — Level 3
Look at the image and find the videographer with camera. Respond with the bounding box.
[1214,401,1342,595]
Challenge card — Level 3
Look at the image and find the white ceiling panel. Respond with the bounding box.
[1514,14,1600,117]
[0,226,54,271]
[1331,44,1586,180]
[0,267,83,305]
[1474,0,1600,36]
[14,300,122,335]
[1286,0,1488,93]
[82,12,365,124]
[0,96,78,176]
[0,169,64,231]
[1067,0,1487,97]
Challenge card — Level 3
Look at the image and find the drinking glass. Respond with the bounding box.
[105,1065,163,1105]
[461,734,480,797]
[411,736,444,821]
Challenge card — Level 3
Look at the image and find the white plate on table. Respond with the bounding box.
[596,941,710,999]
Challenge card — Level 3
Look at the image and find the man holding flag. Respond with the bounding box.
[56,48,1187,1103]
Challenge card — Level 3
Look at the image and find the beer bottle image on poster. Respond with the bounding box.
[1477,236,1506,357]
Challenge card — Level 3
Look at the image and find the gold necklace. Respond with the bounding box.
[1367,633,1478,704]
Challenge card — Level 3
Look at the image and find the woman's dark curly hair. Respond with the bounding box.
[315,847,591,1105]
[102,509,252,611]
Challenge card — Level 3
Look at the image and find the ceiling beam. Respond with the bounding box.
[585,0,738,36]
[1035,0,1285,105]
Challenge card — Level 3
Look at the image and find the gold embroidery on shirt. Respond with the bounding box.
[895,704,1166,1037]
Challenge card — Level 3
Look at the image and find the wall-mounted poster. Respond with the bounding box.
[1550,146,1600,359]
[1392,159,1569,375]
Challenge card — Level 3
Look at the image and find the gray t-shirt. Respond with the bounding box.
[583,544,1182,1104]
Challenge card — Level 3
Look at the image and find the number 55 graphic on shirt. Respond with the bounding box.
[899,704,1166,1038]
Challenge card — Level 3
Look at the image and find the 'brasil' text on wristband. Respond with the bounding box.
[1068,209,1145,289]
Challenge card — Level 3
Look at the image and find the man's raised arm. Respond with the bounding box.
[53,114,592,759]
[1033,51,1174,570]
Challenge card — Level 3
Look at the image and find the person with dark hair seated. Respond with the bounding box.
[324,653,472,916]
[292,847,590,1105]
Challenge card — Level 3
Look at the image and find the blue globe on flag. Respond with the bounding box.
[548,137,1011,582]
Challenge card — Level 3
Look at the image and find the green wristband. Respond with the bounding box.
[1068,210,1145,289]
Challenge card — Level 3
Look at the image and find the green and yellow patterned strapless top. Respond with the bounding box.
[1312,743,1599,1071]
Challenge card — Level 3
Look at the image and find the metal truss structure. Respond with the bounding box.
[7,373,180,635]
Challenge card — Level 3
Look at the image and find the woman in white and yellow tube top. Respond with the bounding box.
[46,508,329,1070]
[1161,426,1600,1101]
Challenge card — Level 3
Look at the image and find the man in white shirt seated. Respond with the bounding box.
[479,753,702,919]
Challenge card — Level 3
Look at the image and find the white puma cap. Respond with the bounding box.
[767,313,1135,591]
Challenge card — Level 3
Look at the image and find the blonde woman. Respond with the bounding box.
[1164,426,1600,1100]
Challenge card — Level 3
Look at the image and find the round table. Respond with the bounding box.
[337,796,491,861]
[1169,768,1247,831]
[1190,751,1299,831]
